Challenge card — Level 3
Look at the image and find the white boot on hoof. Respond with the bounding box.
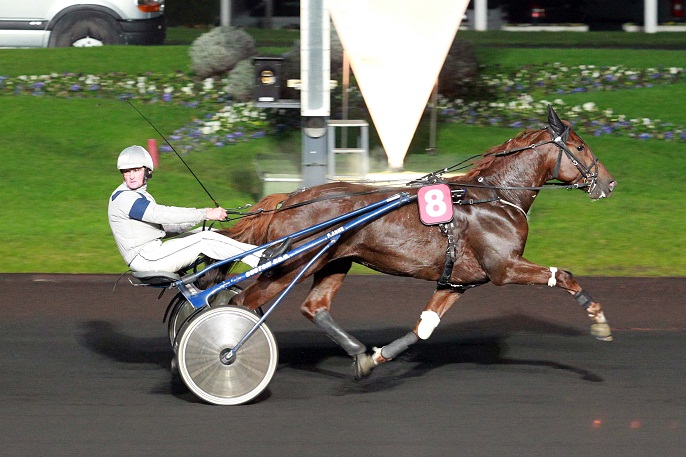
[353,353,375,380]
[591,323,613,341]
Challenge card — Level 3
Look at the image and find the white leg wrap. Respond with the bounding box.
[372,347,383,365]
[547,267,558,287]
[417,311,440,340]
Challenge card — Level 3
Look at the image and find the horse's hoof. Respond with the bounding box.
[353,353,375,380]
[591,323,613,341]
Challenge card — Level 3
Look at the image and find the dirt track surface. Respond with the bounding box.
[1,274,685,456]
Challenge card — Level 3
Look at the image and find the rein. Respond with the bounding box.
[227,123,599,220]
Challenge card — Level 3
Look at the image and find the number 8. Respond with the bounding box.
[423,189,447,217]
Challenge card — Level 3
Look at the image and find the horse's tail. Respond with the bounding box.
[222,193,289,245]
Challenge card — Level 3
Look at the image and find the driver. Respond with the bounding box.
[108,145,262,273]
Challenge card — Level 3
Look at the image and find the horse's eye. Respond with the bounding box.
[576,145,585,151]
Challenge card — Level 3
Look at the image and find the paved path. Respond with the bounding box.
[1,274,685,456]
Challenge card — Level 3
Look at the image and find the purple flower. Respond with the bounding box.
[70,84,81,91]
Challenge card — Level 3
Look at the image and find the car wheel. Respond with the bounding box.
[49,12,125,47]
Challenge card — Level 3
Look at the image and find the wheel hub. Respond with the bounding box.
[219,348,236,365]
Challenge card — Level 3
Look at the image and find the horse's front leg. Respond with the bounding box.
[370,288,464,369]
[555,268,612,341]
[490,259,612,342]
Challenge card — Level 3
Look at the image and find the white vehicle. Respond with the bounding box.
[0,0,165,48]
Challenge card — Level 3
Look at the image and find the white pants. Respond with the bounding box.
[129,230,263,273]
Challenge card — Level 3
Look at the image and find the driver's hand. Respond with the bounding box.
[204,207,227,221]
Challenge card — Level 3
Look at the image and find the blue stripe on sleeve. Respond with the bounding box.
[129,195,151,220]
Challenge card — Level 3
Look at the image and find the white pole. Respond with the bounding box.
[220,0,231,26]
[474,0,488,31]
[644,0,658,33]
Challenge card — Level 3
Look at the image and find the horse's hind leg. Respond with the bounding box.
[369,288,464,370]
[300,260,376,379]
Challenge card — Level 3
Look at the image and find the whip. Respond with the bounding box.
[126,100,220,208]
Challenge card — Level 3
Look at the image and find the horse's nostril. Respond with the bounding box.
[609,181,616,191]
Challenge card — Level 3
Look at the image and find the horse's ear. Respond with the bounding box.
[547,105,565,136]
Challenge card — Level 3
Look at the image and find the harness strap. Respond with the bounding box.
[552,147,563,180]
[437,221,457,287]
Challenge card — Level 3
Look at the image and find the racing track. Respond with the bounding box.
[1,274,685,457]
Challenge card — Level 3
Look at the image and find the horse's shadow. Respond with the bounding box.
[277,312,603,396]
[79,313,603,401]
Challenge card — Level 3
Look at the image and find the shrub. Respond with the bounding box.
[189,26,257,79]
[279,29,345,101]
[225,59,255,102]
[438,38,481,100]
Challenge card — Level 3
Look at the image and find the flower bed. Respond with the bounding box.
[1,61,684,153]
[438,63,686,141]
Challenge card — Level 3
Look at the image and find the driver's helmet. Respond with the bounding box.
[117,145,154,172]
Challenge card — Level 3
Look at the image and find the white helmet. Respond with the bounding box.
[117,145,154,171]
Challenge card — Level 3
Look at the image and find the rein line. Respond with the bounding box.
[225,179,586,221]
[225,125,594,221]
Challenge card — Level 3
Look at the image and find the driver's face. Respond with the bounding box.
[121,167,146,190]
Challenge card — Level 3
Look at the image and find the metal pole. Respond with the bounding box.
[427,80,438,155]
[265,0,274,29]
[645,0,658,33]
[341,51,350,147]
[474,0,488,31]
[301,0,330,187]
[342,51,349,121]
[220,0,231,26]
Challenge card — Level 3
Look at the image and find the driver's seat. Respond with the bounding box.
[129,270,181,287]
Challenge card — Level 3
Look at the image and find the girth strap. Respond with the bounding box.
[437,221,457,287]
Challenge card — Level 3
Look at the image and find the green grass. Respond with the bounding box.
[477,47,686,68]
[458,30,686,49]
[1,30,685,275]
[0,46,194,76]
[523,135,686,276]
[561,83,686,126]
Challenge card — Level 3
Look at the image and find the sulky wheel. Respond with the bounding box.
[175,306,278,405]
[166,286,243,346]
[166,294,197,347]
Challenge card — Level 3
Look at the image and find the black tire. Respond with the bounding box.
[49,12,124,47]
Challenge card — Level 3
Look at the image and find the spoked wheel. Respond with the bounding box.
[165,286,243,346]
[175,306,278,405]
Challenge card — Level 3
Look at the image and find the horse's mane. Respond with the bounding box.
[462,128,542,179]
[221,193,289,244]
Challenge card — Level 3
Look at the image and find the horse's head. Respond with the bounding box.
[545,105,616,200]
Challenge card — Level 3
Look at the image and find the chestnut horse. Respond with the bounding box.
[223,106,617,379]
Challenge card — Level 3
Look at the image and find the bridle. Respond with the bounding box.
[546,125,600,190]
[491,124,600,192]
